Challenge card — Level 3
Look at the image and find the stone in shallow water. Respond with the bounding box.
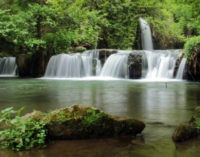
[24,105,145,139]
[172,124,198,142]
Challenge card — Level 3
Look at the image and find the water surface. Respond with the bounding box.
[0,78,199,157]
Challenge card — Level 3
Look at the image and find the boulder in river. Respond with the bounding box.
[172,107,200,142]
[24,105,145,139]
[172,123,198,142]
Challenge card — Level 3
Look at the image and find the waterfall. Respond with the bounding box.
[139,18,186,80]
[176,58,186,79]
[0,57,17,76]
[145,50,180,79]
[139,18,154,50]
[100,51,130,78]
[44,50,101,78]
[44,49,186,80]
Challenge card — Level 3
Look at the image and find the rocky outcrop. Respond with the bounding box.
[16,53,51,77]
[185,44,200,81]
[128,52,143,79]
[173,107,200,142]
[172,124,198,142]
[152,30,184,49]
[98,49,117,64]
[24,105,145,139]
[173,51,187,78]
[16,54,32,77]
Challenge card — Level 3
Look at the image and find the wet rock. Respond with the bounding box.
[24,105,145,140]
[16,53,51,77]
[16,54,32,77]
[98,49,117,64]
[172,124,198,142]
[128,52,143,79]
[185,43,200,81]
[173,51,186,78]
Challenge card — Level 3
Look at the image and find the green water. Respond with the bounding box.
[0,78,200,157]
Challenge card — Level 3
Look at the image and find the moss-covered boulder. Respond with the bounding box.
[24,105,145,139]
[172,107,200,142]
[172,124,198,142]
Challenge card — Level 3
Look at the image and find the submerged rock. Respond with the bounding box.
[24,105,145,139]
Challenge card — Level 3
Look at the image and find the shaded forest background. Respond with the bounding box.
[0,0,199,58]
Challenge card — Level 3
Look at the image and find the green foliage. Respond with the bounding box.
[195,120,200,130]
[0,0,200,54]
[0,107,47,151]
[173,0,200,37]
[82,109,105,127]
[43,31,73,53]
[184,36,200,59]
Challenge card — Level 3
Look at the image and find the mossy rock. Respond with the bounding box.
[172,124,198,142]
[24,105,145,140]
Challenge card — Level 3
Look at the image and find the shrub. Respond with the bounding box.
[184,36,200,59]
[0,107,47,151]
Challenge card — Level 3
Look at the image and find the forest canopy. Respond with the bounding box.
[0,0,199,56]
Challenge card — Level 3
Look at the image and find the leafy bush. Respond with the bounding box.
[184,36,200,59]
[196,120,200,129]
[0,107,47,151]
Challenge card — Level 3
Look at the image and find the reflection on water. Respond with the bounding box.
[0,78,200,157]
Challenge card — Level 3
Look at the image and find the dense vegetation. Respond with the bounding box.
[0,107,108,151]
[0,107,47,151]
[0,0,199,56]
[0,105,144,151]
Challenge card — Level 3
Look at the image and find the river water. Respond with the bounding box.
[0,78,200,157]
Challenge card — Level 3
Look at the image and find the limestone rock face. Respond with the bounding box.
[24,105,145,139]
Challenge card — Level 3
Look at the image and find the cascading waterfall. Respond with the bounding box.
[139,17,186,80]
[176,58,186,79]
[100,51,130,78]
[44,50,101,78]
[43,19,187,80]
[139,18,154,50]
[44,49,186,80]
[0,57,17,76]
[145,50,180,79]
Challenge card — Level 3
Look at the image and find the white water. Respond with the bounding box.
[44,50,101,78]
[139,18,186,80]
[0,57,17,76]
[100,51,130,78]
[176,58,186,79]
[145,50,180,79]
[139,18,154,50]
[44,49,186,80]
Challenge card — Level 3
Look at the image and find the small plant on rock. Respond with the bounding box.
[0,107,48,151]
